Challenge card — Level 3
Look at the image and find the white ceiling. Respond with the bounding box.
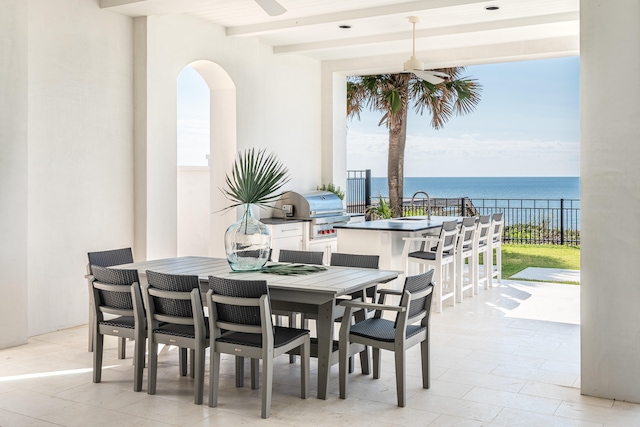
[101,0,579,70]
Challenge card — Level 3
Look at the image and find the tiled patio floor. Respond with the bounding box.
[1,279,639,426]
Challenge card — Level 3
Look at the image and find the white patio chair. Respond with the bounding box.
[489,212,504,286]
[473,215,492,293]
[455,217,477,303]
[402,220,458,313]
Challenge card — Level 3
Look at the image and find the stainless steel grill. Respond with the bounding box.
[274,191,349,239]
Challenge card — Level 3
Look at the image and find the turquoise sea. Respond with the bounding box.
[369,177,580,200]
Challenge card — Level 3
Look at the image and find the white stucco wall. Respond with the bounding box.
[135,14,323,260]
[580,0,640,403]
[0,0,29,348]
[0,1,324,344]
[25,0,134,336]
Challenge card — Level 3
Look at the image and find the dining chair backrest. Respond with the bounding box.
[399,269,435,328]
[330,253,380,301]
[144,270,201,322]
[330,253,379,269]
[90,265,139,311]
[278,249,324,265]
[87,248,134,274]
[208,276,270,331]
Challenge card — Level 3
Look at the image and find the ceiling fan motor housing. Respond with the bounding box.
[403,56,424,72]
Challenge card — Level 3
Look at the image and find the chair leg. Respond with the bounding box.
[496,244,502,284]
[194,346,205,404]
[372,347,381,379]
[450,260,456,307]
[435,265,443,313]
[251,358,259,390]
[394,347,406,407]
[118,337,127,360]
[289,312,296,363]
[190,348,195,379]
[359,346,370,375]
[179,347,187,376]
[420,336,431,390]
[148,340,158,395]
[92,329,103,383]
[301,336,309,399]
[133,332,145,392]
[88,306,94,352]
[482,250,490,290]
[261,352,274,419]
[209,351,220,407]
[339,337,349,399]
[235,356,245,387]
[456,257,463,304]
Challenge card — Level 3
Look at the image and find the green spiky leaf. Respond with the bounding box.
[220,148,290,210]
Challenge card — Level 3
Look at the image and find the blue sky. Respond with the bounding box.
[177,66,211,166]
[178,56,580,176]
[347,56,580,177]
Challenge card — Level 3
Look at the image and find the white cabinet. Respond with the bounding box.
[307,238,337,265]
[267,222,304,261]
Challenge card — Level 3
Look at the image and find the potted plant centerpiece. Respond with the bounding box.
[221,148,290,271]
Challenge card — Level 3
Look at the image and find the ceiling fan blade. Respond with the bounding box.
[255,0,286,16]
[429,71,450,78]
[412,70,445,84]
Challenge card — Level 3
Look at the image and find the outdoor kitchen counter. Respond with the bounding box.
[261,218,308,225]
[333,215,457,232]
[334,216,461,286]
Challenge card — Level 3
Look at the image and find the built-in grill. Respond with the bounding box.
[274,191,350,239]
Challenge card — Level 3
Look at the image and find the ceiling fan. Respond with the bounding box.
[402,16,449,84]
[255,0,286,16]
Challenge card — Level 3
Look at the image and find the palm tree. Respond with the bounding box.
[347,68,482,217]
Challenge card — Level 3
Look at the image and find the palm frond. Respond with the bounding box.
[220,148,290,210]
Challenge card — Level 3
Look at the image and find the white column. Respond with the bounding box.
[580,0,640,402]
[0,0,28,349]
[321,64,348,189]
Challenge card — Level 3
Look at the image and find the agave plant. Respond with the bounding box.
[221,148,290,210]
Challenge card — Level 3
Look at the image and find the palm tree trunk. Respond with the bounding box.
[388,101,409,217]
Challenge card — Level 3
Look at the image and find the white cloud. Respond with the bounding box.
[177,119,209,166]
[347,130,579,177]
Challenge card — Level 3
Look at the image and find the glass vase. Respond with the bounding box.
[224,204,271,271]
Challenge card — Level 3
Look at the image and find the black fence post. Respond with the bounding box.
[365,169,371,210]
[560,198,565,245]
[461,197,466,216]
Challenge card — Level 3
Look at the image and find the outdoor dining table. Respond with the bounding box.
[113,255,400,399]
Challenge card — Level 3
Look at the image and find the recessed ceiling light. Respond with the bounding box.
[339,25,351,29]
[485,5,500,11]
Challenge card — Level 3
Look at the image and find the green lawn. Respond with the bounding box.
[500,244,581,279]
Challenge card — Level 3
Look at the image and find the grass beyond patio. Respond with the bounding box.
[501,244,580,279]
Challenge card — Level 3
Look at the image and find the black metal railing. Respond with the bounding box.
[345,171,580,245]
[346,169,371,214]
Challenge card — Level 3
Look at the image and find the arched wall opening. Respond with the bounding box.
[176,60,236,258]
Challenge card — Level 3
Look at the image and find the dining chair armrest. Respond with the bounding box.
[339,299,406,313]
[377,289,402,296]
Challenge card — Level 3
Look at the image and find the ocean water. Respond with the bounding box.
[369,177,580,201]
